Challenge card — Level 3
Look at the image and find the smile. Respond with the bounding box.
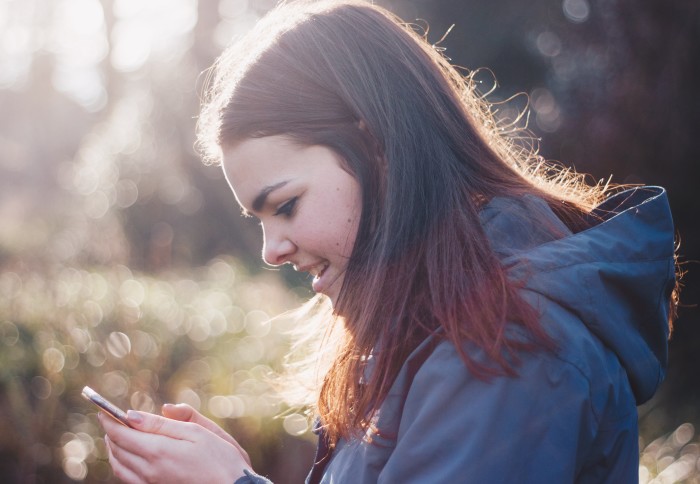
[311,264,329,293]
[294,261,330,293]
[295,261,329,278]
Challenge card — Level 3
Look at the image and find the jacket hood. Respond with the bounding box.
[480,186,676,404]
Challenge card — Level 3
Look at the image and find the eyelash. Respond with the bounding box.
[274,197,298,217]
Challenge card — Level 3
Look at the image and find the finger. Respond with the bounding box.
[99,411,147,450]
[162,404,251,466]
[105,435,145,484]
[99,411,136,439]
[161,403,192,421]
[105,433,150,470]
[101,412,174,459]
[162,404,235,444]
[126,410,199,441]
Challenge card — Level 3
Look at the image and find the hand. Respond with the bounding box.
[160,403,251,467]
[99,407,252,484]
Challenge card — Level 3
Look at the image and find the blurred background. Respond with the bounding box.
[1,0,698,482]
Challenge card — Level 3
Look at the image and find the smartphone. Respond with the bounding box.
[81,386,133,428]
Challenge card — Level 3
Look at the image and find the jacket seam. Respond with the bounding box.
[510,256,673,277]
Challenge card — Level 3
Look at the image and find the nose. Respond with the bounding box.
[262,225,296,266]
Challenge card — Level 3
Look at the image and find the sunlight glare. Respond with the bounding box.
[0,3,35,88]
[111,0,197,72]
[110,20,151,72]
[219,0,249,19]
[55,0,104,37]
[113,0,146,18]
[48,0,108,109]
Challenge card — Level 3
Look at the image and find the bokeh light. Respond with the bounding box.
[1,0,697,482]
[562,0,590,23]
[283,413,309,436]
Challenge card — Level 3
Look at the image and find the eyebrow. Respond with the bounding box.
[248,180,290,214]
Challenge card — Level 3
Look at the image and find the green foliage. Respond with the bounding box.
[1,0,698,481]
[0,258,313,482]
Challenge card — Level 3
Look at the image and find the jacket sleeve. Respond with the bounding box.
[377,341,599,483]
[234,469,273,484]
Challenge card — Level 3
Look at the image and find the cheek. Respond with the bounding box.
[301,172,361,257]
[308,199,359,256]
[336,196,361,256]
[343,211,360,250]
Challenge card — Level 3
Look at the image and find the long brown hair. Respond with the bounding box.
[197,0,608,443]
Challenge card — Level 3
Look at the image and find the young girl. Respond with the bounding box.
[99,1,678,482]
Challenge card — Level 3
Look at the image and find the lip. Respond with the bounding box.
[311,264,329,293]
[293,260,335,295]
[295,260,327,277]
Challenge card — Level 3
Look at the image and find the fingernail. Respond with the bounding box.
[162,403,174,410]
[127,410,142,424]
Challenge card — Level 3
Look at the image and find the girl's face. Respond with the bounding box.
[223,136,362,305]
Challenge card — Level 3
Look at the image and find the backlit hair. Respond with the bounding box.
[197,0,608,443]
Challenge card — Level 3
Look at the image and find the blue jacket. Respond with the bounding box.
[241,186,676,483]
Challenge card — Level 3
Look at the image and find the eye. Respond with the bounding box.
[274,197,298,217]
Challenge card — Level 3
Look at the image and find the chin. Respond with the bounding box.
[319,279,342,307]
[323,289,341,310]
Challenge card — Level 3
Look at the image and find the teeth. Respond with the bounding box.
[294,262,328,277]
[311,263,328,277]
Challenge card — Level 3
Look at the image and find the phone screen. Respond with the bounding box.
[81,386,133,428]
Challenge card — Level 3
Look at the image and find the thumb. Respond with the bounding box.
[161,402,194,422]
[161,403,216,432]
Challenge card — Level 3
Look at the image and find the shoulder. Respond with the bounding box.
[369,334,606,481]
[405,333,594,417]
[397,311,638,448]
[480,194,572,258]
[345,323,638,482]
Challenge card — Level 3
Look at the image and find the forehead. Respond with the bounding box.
[221,135,350,211]
[221,137,291,209]
[223,136,296,178]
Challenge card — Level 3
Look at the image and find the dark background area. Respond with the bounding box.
[1,0,698,481]
[384,0,700,440]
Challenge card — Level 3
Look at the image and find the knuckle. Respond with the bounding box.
[107,432,119,446]
[180,421,198,436]
[140,440,159,460]
[106,441,118,459]
[151,416,166,434]
[143,467,158,484]
[111,465,127,481]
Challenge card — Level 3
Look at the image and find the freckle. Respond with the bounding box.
[336,187,340,191]
[347,219,351,223]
